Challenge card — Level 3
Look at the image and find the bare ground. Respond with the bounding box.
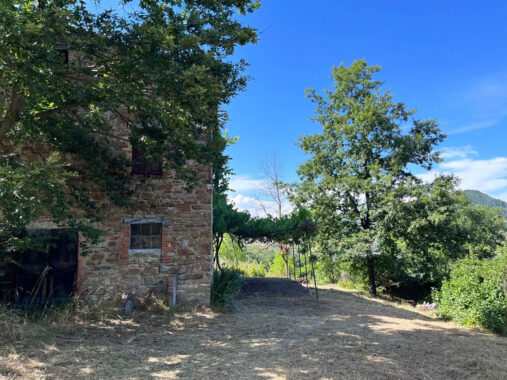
[1,279,506,380]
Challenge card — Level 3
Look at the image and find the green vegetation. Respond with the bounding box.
[218,234,268,277]
[464,190,507,219]
[236,261,267,278]
[292,59,445,296]
[284,60,506,333]
[2,2,505,335]
[210,267,243,308]
[433,248,507,334]
[1,0,259,253]
[267,253,295,278]
[212,191,314,275]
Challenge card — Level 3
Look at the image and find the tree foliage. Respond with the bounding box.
[212,191,250,270]
[377,176,506,299]
[293,60,445,296]
[1,0,258,251]
[0,153,100,255]
[212,188,314,272]
[433,248,507,334]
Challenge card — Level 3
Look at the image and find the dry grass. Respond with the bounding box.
[1,283,506,380]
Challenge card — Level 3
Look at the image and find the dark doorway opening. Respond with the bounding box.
[0,229,78,308]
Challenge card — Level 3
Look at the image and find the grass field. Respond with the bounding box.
[1,281,506,379]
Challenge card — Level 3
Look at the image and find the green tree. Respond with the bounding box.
[0,152,100,256]
[294,60,445,296]
[1,0,258,251]
[212,192,251,271]
[378,176,506,299]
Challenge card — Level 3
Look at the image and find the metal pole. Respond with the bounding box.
[308,237,319,303]
[298,248,302,279]
[304,245,309,293]
[172,274,178,306]
[292,242,296,281]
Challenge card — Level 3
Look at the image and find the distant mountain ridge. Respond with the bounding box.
[464,190,507,219]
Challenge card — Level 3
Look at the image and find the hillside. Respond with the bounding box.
[464,190,507,218]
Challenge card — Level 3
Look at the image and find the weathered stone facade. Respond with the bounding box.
[25,112,214,305]
[79,167,213,305]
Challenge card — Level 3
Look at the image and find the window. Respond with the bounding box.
[55,41,69,64]
[130,223,162,249]
[132,147,163,176]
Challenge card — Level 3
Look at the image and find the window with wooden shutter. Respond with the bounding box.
[55,41,69,64]
[132,146,162,176]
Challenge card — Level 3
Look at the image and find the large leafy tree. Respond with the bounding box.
[294,60,445,296]
[377,176,506,299]
[0,0,259,250]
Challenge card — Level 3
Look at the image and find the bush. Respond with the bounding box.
[210,268,243,308]
[433,251,507,334]
[236,261,267,277]
[267,253,293,277]
[337,280,368,291]
[314,256,340,284]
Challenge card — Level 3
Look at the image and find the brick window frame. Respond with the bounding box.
[122,218,172,255]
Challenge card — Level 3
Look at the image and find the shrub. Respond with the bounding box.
[267,253,293,277]
[433,251,507,334]
[236,261,267,277]
[210,268,243,308]
[314,256,341,284]
[337,280,368,291]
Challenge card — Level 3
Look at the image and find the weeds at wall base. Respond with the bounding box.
[0,289,181,347]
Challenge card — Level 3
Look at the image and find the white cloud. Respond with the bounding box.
[447,119,499,135]
[419,148,507,199]
[228,192,293,218]
[439,145,477,159]
[440,158,507,192]
[228,194,265,217]
[229,175,264,192]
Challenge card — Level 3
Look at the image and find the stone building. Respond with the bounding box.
[80,138,213,304]
[78,116,213,305]
[0,42,214,306]
[1,116,214,307]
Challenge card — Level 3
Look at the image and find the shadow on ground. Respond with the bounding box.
[1,279,506,379]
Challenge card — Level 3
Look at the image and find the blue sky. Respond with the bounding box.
[89,1,507,213]
[223,1,507,214]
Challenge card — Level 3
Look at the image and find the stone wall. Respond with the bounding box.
[78,111,213,304]
[22,110,214,305]
[79,164,213,305]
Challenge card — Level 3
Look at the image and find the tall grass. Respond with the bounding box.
[0,296,116,345]
[211,268,243,308]
[236,261,267,277]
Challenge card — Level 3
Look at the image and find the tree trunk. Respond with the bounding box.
[280,245,290,279]
[367,254,377,296]
[214,234,223,272]
[215,251,222,272]
[280,254,290,279]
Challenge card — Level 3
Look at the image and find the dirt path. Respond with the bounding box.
[1,279,506,379]
[241,277,310,296]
